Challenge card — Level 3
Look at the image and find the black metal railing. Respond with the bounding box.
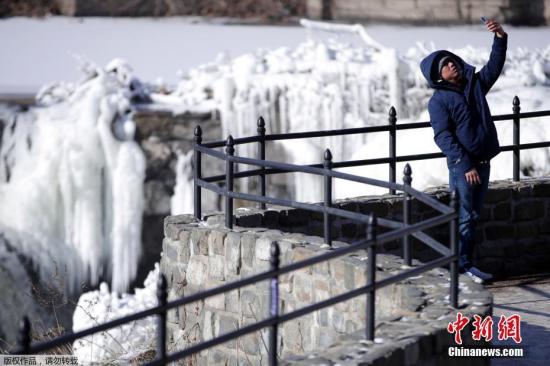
[10,96,550,365]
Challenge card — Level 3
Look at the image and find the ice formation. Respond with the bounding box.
[72,264,159,363]
[170,150,194,215]
[0,58,146,293]
[161,20,550,201]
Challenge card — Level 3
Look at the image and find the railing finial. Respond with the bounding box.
[194,125,203,144]
[403,163,412,186]
[18,316,31,354]
[226,135,235,154]
[389,106,397,120]
[324,148,333,168]
[257,116,266,132]
[513,95,520,110]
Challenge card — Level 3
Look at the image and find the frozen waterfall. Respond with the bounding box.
[0,59,146,293]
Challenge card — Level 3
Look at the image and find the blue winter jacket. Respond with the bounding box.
[420,34,507,174]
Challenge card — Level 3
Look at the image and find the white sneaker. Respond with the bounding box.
[465,266,493,284]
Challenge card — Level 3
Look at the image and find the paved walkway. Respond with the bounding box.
[487,273,550,366]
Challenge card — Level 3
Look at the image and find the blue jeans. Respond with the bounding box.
[448,163,490,271]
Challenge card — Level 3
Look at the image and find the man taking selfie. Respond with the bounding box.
[420,19,507,284]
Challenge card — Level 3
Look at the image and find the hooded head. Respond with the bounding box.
[420,50,473,89]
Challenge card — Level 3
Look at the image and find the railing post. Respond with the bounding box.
[269,242,280,366]
[257,116,267,210]
[226,135,235,229]
[450,189,459,309]
[324,149,333,247]
[156,275,167,362]
[403,164,412,266]
[18,316,31,354]
[366,214,377,341]
[513,96,521,182]
[194,125,203,220]
[389,106,397,195]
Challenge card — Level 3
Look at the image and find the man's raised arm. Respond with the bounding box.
[478,20,507,93]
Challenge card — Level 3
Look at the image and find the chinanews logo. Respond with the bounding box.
[446,312,524,358]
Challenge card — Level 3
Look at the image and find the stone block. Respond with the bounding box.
[484,188,511,204]
[215,314,239,348]
[293,273,313,303]
[341,222,358,238]
[224,289,240,313]
[208,255,225,281]
[255,236,276,261]
[187,256,208,286]
[279,209,311,226]
[484,224,514,241]
[515,222,539,238]
[493,202,511,221]
[263,209,280,228]
[190,228,209,256]
[533,182,550,197]
[282,320,307,355]
[239,332,261,355]
[208,230,226,256]
[240,233,256,268]
[224,233,242,276]
[514,201,544,221]
[163,238,178,262]
[240,290,259,317]
[236,212,263,227]
[205,291,225,311]
[177,232,191,264]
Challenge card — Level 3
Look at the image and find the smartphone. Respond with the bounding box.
[480,16,488,23]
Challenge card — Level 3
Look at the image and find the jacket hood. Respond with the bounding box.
[420,50,475,90]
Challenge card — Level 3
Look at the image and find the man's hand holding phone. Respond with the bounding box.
[481,16,505,38]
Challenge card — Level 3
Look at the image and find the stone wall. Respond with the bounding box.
[161,215,492,365]
[307,0,549,25]
[212,178,550,279]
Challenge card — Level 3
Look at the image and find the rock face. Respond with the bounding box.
[132,109,222,287]
[306,0,548,25]
[0,233,74,351]
[53,0,305,19]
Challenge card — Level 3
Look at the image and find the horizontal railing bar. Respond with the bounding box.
[395,121,430,130]
[199,111,550,150]
[201,153,451,215]
[227,190,371,223]
[195,144,227,159]
[203,166,311,183]
[376,212,456,246]
[196,179,224,195]
[202,135,260,148]
[265,125,391,141]
[401,184,453,214]
[412,231,451,256]
[228,154,401,191]
[500,141,550,151]
[376,255,457,289]
[493,110,550,121]
[378,218,451,255]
